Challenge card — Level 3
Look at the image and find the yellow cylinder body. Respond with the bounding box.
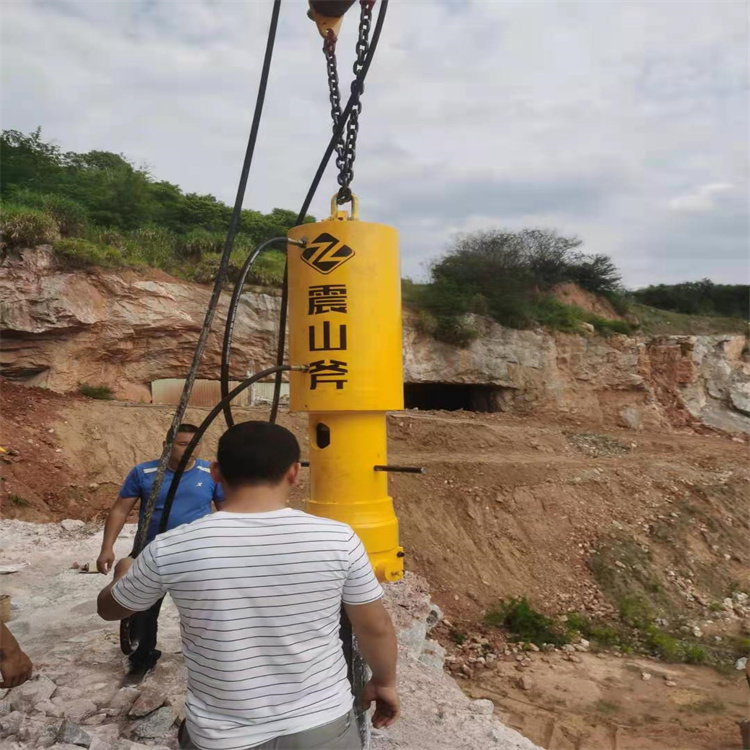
[287,211,404,581]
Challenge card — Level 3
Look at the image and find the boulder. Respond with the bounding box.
[64,700,98,723]
[56,719,91,748]
[60,520,85,532]
[0,710,23,737]
[109,687,140,713]
[9,675,57,712]
[128,686,166,717]
[130,706,175,739]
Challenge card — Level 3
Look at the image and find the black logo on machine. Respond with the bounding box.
[301,233,354,274]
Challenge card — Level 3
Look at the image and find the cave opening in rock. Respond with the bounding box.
[403,383,503,413]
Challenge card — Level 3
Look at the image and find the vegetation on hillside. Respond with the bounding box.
[403,229,633,345]
[2,130,745,341]
[0,128,312,284]
[633,280,748,321]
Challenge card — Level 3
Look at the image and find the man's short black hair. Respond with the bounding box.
[169,423,199,440]
[217,421,300,487]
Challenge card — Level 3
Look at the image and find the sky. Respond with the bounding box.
[2,0,748,288]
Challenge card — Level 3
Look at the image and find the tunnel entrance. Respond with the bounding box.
[403,383,505,413]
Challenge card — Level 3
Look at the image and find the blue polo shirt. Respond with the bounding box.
[119,459,224,543]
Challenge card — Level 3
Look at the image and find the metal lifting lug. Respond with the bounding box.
[308,0,358,40]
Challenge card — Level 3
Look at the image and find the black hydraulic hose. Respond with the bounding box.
[220,237,303,428]
[269,0,390,423]
[131,0,282,558]
[158,365,297,535]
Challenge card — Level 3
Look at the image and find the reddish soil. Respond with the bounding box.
[2,381,748,750]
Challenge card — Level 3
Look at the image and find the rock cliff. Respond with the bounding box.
[2,246,748,433]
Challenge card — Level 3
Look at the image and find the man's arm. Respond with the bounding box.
[0,622,33,688]
[344,600,400,728]
[97,545,166,622]
[342,532,400,728]
[97,495,139,574]
[97,557,138,620]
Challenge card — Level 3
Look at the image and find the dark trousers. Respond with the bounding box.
[129,597,164,668]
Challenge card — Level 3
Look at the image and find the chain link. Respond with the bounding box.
[323,1,374,206]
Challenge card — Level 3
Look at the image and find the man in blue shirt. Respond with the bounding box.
[97,423,223,675]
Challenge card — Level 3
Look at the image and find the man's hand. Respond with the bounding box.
[113,557,133,581]
[97,547,115,575]
[361,680,400,728]
[0,624,33,689]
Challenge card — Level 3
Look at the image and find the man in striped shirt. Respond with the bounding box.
[97,421,400,750]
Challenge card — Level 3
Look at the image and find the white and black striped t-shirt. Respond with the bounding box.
[111,509,383,750]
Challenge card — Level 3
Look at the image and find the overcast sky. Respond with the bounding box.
[2,0,748,287]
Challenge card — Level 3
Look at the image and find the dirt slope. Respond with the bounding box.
[1,383,748,749]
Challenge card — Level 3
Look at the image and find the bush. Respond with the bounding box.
[39,194,88,236]
[633,279,749,320]
[619,596,653,629]
[592,317,632,336]
[177,228,224,260]
[78,382,113,399]
[249,249,286,286]
[125,225,177,268]
[8,494,28,507]
[1,203,61,247]
[644,627,683,662]
[55,238,122,268]
[485,597,568,647]
[683,644,707,665]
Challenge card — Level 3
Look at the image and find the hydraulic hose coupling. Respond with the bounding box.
[287,194,404,582]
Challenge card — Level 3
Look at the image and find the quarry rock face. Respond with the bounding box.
[2,246,748,433]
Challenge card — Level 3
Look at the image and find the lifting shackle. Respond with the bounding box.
[287,195,404,582]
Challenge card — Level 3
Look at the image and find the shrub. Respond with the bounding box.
[450,630,467,645]
[565,613,593,635]
[249,249,286,286]
[619,596,653,629]
[8,494,28,507]
[532,297,582,333]
[39,194,88,236]
[54,238,122,268]
[485,597,568,647]
[633,279,749,320]
[125,225,177,268]
[592,318,632,336]
[177,228,224,260]
[644,627,683,662]
[683,644,707,665]
[78,382,113,399]
[1,203,61,247]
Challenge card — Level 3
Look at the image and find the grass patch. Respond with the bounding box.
[55,237,124,268]
[1,203,61,247]
[593,700,620,714]
[682,698,726,714]
[632,303,746,335]
[449,630,467,646]
[8,494,28,507]
[485,597,568,647]
[78,382,113,400]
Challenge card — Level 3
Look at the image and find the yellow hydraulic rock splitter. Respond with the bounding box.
[287,195,407,582]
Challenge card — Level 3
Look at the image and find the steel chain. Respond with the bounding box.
[323,0,374,206]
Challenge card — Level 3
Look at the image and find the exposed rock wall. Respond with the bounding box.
[2,247,748,433]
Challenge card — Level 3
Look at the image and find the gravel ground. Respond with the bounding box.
[0,520,539,750]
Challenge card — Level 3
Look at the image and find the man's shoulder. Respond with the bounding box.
[194,459,213,475]
[288,510,354,535]
[131,459,160,476]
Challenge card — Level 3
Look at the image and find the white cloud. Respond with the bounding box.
[1,0,748,288]
[668,183,735,214]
